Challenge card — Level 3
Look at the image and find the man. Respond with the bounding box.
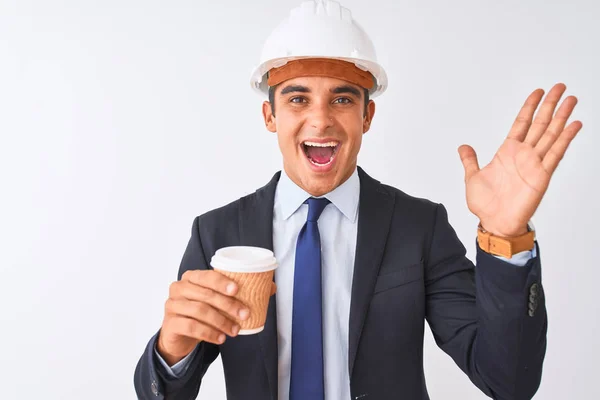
[134,1,582,399]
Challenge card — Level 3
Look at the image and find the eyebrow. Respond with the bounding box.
[279,84,363,98]
[330,85,362,98]
[280,85,311,95]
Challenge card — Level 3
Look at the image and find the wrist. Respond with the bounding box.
[157,334,186,367]
[479,222,529,238]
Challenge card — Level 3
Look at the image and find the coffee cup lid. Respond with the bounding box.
[210,246,278,273]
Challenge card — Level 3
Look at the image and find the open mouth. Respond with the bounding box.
[302,141,340,167]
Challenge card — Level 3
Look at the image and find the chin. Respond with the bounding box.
[286,151,350,196]
[301,173,340,197]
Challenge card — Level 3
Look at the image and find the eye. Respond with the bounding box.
[289,96,307,104]
[333,97,352,104]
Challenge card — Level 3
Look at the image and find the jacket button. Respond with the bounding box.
[529,300,538,312]
[530,283,539,295]
[529,293,537,304]
[151,381,159,396]
[528,283,541,317]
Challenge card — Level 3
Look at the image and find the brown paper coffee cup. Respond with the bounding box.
[211,246,278,334]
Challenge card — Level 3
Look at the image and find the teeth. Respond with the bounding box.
[304,141,338,148]
[302,141,338,167]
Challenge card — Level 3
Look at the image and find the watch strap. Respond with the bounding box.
[477,224,535,258]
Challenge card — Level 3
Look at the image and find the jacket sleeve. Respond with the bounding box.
[134,216,221,399]
[425,204,547,400]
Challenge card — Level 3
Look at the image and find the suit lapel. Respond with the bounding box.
[348,167,395,377]
[238,172,281,400]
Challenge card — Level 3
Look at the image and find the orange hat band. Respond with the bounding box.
[267,59,374,90]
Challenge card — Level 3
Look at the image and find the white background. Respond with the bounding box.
[1,0,598,399]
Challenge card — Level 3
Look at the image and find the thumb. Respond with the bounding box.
[270,282,277,296]
[458,144,480,183]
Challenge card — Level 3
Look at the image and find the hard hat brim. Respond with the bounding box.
[250,55,388,98]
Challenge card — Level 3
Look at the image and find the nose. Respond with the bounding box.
[308,104,334,132]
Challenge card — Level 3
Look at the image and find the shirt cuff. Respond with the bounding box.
[154,343,199,378]
[493,242,537,267]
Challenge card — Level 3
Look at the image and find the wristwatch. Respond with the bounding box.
[477,221,535,258]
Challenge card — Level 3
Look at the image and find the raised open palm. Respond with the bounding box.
[458,83,583,237]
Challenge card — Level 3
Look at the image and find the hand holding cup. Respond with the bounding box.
[157,247,277,366]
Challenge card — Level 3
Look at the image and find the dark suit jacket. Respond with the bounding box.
[134,167,547,400]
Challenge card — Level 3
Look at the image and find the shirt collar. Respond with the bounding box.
[274,167,360,223]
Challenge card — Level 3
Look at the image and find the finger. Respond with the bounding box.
[507,88,545,141]
[166,298,241,337]
[535,96,578,158]
[541,120,583,174]
[270,282,277,296]
[524,83,567,147]
[167,315,227,345]
[182,269,239,296]
[458,145,480,183]
[171,280,250,321]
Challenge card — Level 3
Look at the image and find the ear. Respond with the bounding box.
[262,101,277,133]
[363,100,376,134]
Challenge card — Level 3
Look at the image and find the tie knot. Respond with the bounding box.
[306,197,330,222]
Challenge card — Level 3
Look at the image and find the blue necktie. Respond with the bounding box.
[290,197,330,400]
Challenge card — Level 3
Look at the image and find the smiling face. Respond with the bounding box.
[262,76,376,197]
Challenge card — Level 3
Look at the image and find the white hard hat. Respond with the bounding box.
[249,0,388,98]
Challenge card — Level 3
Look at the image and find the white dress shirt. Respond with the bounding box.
[272,168,359,400]
[156,167,535,399]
